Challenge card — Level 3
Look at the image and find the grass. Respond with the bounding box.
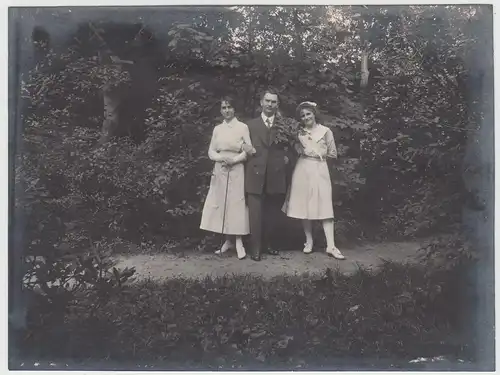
[13,261,475,370]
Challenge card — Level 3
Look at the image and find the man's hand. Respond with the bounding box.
[241,143,256,156]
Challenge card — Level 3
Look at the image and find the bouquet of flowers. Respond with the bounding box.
[271,115,301,151]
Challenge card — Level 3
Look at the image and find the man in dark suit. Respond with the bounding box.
[244,89,295,261]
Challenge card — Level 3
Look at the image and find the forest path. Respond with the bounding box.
[114,241,425,281]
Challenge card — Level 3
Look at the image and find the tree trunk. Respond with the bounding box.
[360,49,370,88]
[99,82,121,145]
[247,7,255,54]
[97,50,125,145]
[356,6,370,89]
[292,9,304,62]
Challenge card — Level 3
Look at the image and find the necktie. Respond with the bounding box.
[266,118,272,128]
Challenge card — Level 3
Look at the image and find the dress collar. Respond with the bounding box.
[223,117,239,127]
[302,124,328,142]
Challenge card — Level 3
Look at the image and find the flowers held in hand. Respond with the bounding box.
[272,116,300,146]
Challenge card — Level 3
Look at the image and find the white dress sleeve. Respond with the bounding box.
[324,128,338,159]
[208,126,221,161]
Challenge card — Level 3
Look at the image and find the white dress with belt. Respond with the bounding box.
[282,124,337,220]
[200,118,251,235]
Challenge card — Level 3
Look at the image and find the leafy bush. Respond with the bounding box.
[22,236,136,331]
[17,6,490,243]
[13,7,490,334]
[17,9,369,257]
[10,7,491,370]
[16,261,473,369]
[355,6,487,238]
[419,231,477,271]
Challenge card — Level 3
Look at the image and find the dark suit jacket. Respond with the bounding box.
[244,116,296,195]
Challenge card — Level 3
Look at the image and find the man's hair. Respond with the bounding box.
[260,88,280,103]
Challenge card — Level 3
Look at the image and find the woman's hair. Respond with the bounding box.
[296,101,320,122]
[220,96,236,108]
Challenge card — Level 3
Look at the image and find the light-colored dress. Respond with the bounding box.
[282,124,337,220]
[200,118,252,235]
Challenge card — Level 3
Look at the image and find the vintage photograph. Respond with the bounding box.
[8,4,494,370]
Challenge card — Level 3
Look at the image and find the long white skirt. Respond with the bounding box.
[200,161,250,235]
[282,157,334,220]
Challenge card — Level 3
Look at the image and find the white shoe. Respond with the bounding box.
[326,247,346,260]
[303,242,313,254]
[215,240,233,255]
[236,242,247,260]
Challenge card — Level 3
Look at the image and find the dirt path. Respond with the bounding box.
[114,241,425,281]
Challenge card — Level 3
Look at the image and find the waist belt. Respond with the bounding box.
[300,155,325,161]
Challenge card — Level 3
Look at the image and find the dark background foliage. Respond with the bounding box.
[14,6,492,253]
[9,5,494,369]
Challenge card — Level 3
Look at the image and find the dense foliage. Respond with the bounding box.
[356,6,489,238]
[17,6,490,256]
[16,262,474,370]
[11,5,492,367]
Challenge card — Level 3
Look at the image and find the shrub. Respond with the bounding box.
[16,261,473,369]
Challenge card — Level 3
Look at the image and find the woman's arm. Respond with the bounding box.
[241,125,256,158]
[229,151,248,165]
[292,132,304,156]
[207,127,225,162]
[228,124,255,165]
[325,129,338,159]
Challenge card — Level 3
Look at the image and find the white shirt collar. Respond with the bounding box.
[223,117,238,126]
[261,112,275,126]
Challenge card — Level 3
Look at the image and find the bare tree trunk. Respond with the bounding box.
[292,9,304,62]
[357,6,370,89]
[247,7,258,116]
[248,7,255,54]
[360,48,370,88]
[99,82,121,145]
[97,50,134,145]
[90,24,125,145]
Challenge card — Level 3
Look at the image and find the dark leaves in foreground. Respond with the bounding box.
[18,262,473,368]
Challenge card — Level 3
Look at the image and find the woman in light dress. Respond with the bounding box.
[200,97,255,260]
[282,101,346,260]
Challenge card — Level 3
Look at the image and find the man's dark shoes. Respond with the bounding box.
[265,248,279,256]
[251,254,261,262]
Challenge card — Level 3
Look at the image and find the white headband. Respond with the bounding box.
[298,101,317,107]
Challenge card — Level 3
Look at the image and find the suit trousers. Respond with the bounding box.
[247,189,285,257]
